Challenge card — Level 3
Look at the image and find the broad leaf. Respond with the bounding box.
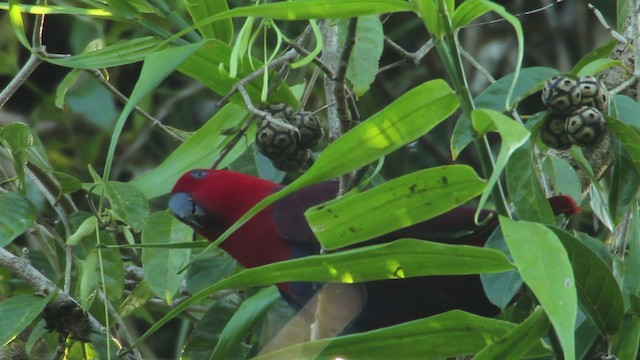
[255,311,550,360]
[128,239,513,350]
[0,192,36,247]
[0,294,51,347]
[472,110,530,214]
[306,165,486,249]
[551,227,624,335]
[142,211,192,303]
[501,217,577,360]
[506,141,554,223]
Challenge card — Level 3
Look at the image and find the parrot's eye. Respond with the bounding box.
[191,170,207,179]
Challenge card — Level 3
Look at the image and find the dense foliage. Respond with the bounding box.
[0,0,638,359]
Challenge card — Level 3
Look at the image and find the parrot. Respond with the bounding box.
[168,169,579,333]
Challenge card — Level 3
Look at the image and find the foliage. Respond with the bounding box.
[0,0,637,359]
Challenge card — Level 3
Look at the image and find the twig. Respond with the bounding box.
[88,70,184,144]
[299,67,321,111]
[588,3,628,44]
[610,76,638,95]
[335,18,357,129]
[384,37,435,65]
[216,48,299,108]
[97,290,143,360]
[0,248,111,340]
[236,84,299,133]
[459,47,496,84]
[285,40,335,79]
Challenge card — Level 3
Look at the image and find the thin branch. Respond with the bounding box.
[97,290,143,360]
[335,18,358,131]
[588,3,628,44]
[88,70,184,144]
[384,37,435,66]
[285,40,335,79]
[459,47,496,84]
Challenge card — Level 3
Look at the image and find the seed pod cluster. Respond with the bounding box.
[539,75,608,149]
[255,103,324,172]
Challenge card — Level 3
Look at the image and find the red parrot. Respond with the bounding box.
[169,169,578,332]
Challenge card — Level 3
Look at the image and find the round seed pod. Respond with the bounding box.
[542,75,581,114]
[266,103,295,119]
[271,148,311,172]
[576,76,609,112]
[255,119,299,158]
[565,106,606,147]
[290,111,324,149]
[540,114,572,150]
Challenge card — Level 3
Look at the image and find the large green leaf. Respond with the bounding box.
[473,307,550,360]
[0,294,51,347]
[551,227,624,335]
[451,67,557,158]
[472,109,530,214]
[607,115,640,174]
[185,0,233,43]
[210,287,280,359]
[254,311,550,360]
[129,102,251,199]
[0,3,116,17]
[104,181,149,231]
[142,211,192,303]
[203,79,458,254]
[306,165,486,249]
[0,191,36,247]
[181,293,244,360]
[501,217,577,360]
[177,39,298,105]
[46,37,162,69]
[127,239,513,350]
[505,141,554,224]
[345,16,384,97]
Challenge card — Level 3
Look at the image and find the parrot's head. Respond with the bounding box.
[168,169,279,239]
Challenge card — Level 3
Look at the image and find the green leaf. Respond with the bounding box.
[451,0,523,108]
[551,227,624,335]
[97,231,125,302]
[104,181,149,231]
[500,217,576,360]
[473,307,550,360]
[254,311,549,360]
[575,58,621,77]
[609,140,640,225]
[543,157,581,204]
[181,293,244,360]
[0,294,51,347]
[46,37,162,69]
[452,67,557,158]
[306,165,486,249]
[611,315,640,360]
[129,103,251,199]
[177,39,298,105]
[128,239,513,350]
[203,79,458,255]
[472,109,530,214]
[481,228,523,309]
[0,3,116,17]
[607,115,640,174]
[142,211,192,303]
[611,94,640,130]
[119,280,154,319]
[8,0,29,49]
[345,16,384,97]
[506,141,554,223]
[101,42,202,187]
[0,191,37,247]
[55,69,82,109]
[172,0,412,45]
[210,287,280,359]
[571,40,617,74]
[185,0,233,43]
[79,250,99,308]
